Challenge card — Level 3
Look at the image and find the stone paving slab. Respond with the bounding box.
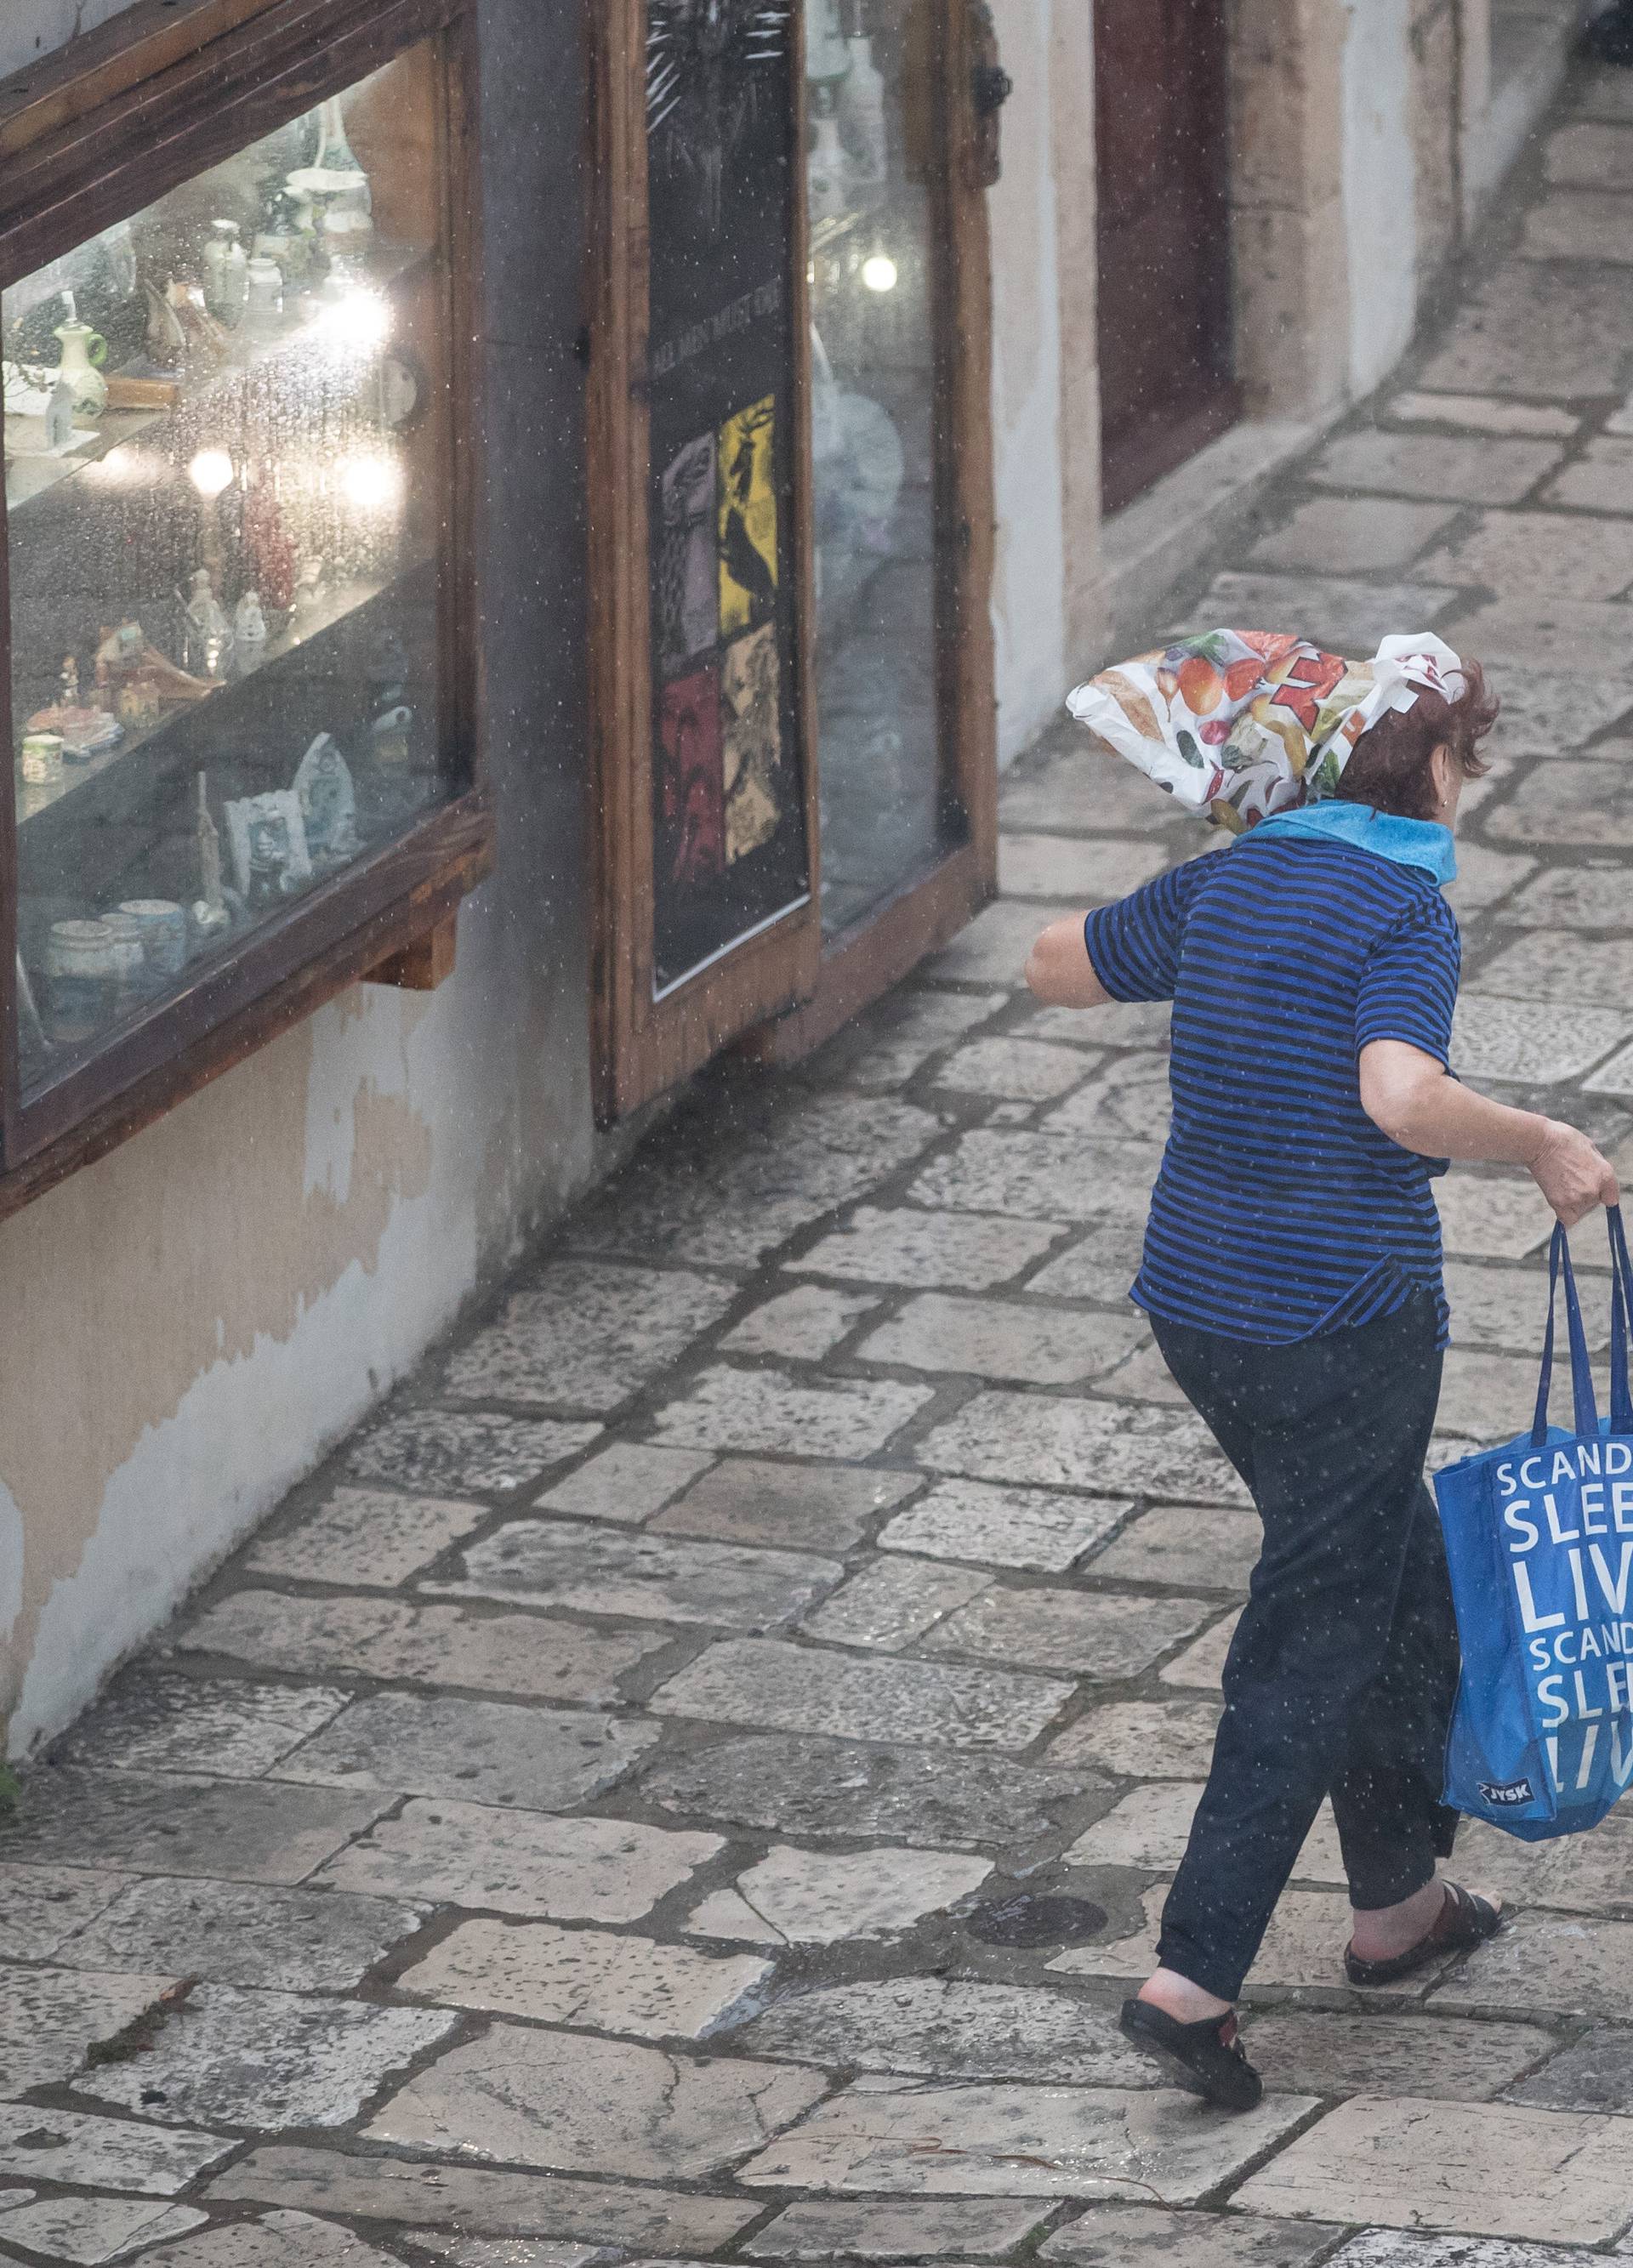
[134,2210,408,2267]
[1308,431,1564,505]
[245,1486,487,1586]
[434,1519,842,1630]
[565,1094,943,1270]
[1544,436,1633,515]
[0,1770,391,1885]
[275,1691,657,1810]
[1051,1884,1412,1996]
[640,1731,1095,1850]
[649,1636,1074,1750]
[443,1263,740,1412]
[1039,1055,1172,1145]
[348,1410,604,1496]
[1506,2024,1633,2113]
[1455,1809,1633,1916]
[1251,495,1459,574]
[77,1982,457,2130]
[399,1917,771,2038]
[0,2192,208,2265]
[1237,2009,1557,2104]
[207,2147,760,2248]
[789,1205,1066,1291]
[745,2197,1050,2258]
[820,988,1009,1089]
[1500,862,1633,930]
[1430,1911,1633,2018]
[647,1455,917,1551]
[1232,2095,1633,2242]
[0,2104,234,2195]
[1324,2237,1611,2268]
[1048,1698,1224,1779]
[647,1366,934,1459]
[537,1441,716,1525]
[179,1589,667,1702]
[1472,931,1633,1004]
[368,2022,829,2179]
[878,1478,1131,1572]
[316,1799,721,1919]
[927,899,1080,986]
[1064,1790,1345,1883]
[724,1284,883,1360]
[1417,261,1631,395]
[802,1557,992,1648]
[1158,1610,1240,1691]
[1181,573,1459,654]
[1485,756,1633,848]
[924,1586,1215,1682]
[0,1964,176,2095]
[909,1132,1163,1225]
[732,1975,1151,2087]
[52,1876,428,1991]
[856,1293,1147,1385]
[59,1674,350,1781]
[736,2077,1318,2200]
[1436,1176,1554,1259]
[918,1394,1251,1505]
[998,835,1169,904]
[1427,508,1633,598]
[685,1843,991,1945]
[1038,2206,1340,2267]
[1089,1500,1260,1592]
[1021,1222,1153,1303]
[1450,996,1633,1084]
[0,1862,127,1959]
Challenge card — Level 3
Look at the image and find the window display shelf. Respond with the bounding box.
[3,240,429,519]
[15,570,397,830]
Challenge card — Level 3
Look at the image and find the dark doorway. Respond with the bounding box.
[1095,0,1239,516]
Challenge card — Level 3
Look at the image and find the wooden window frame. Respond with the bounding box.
[0,0,490,1219]
[588,0,998,1123]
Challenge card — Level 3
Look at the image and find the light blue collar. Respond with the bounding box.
[1249,799,1457,884]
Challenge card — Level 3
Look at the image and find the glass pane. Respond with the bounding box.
[646,0,811,997]
[3,43,456,1098]
[807,0,954,936]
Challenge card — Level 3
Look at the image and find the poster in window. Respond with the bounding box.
[646,0,808,994]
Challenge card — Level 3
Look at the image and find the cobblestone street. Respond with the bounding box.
[11,54,1633,2268]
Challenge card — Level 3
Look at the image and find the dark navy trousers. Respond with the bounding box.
[1149,1292,1461,2002]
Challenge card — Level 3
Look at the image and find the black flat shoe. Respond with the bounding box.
[1344,1880,1502,1988]
[1119,1997,1263,2112]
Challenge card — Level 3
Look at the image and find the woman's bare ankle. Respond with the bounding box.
[1348,1875,1446,1962]
[1137,1964,1232,2025]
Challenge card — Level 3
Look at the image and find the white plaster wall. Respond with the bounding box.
[1340,0,1420,395]
[987,0,1070,765]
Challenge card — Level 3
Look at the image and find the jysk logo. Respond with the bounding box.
[1478,1777,1534,1806]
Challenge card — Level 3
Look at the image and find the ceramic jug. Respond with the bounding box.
[53,318,108,416]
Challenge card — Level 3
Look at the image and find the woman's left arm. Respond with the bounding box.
[1025,915,1112,1009]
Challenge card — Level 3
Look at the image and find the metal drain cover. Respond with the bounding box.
[964,1894,1107,1948]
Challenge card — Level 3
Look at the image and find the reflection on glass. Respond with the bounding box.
[807,0,956,936]
[2,45,456,1095]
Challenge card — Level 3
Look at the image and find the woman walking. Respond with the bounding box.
[1026,630,1619,2111]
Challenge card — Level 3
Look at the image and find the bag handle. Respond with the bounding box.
[1608,1203,1633,1435]
[1533,1223,1600,1447]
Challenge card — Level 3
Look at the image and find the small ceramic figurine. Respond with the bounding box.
[225,788,313,905]
[44,376,78,452]
[60,655,80,706]
[367,630,411,710]
[371,704,414,766]
[143,278,188,369]
[94,620,212,719]
[289,556,325,621]
[180,569,234,679]
[293,731,359,862]
[234,590,268,651]
[193,771,230,935]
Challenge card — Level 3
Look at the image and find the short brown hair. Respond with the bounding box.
[1334,659,1500,822]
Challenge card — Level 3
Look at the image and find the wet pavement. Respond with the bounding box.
[9,55,1633,2268]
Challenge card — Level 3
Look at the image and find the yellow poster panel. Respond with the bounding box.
[718,395,778,638]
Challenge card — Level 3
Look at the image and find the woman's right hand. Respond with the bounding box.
[1528,1118,1620,1227]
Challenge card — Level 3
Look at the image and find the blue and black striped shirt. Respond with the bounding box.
[1085,820,1460,1345]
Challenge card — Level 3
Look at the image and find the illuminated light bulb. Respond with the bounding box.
[310,285,391,351]
[862,253,898,293]
[340,452,402,511]
[188,448,236,497]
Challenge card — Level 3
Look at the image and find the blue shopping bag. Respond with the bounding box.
[1436,1206,1633,1840]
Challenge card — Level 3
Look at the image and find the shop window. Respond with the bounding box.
[0,0,486,1189]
